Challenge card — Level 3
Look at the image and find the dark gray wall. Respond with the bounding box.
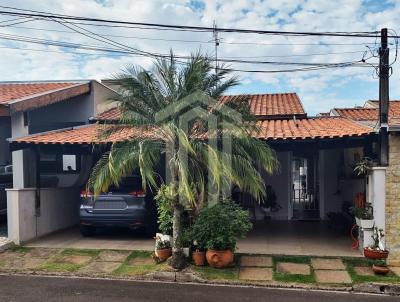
[0,117,11,166]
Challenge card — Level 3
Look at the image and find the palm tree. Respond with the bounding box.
[88,53,278,269]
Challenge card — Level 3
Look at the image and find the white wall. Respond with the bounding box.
[7,187,80,244]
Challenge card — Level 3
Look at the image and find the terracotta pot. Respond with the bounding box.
[363,248,389,260]
[206,249,234,268]
[192,250,206,266]
[372,264,390,275]
[156,248,172,262]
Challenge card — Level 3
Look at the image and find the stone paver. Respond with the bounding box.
[128,257,155,266]
[24,248,58,259]
[0,257,47,270]
[390,266,400,277]
[79,261,122,274]
[311,258,346,270]
[314,270,352,284]
[276,262,311,275]
[55,255,92,265]
[239,267,273,281]
[98,250,130,262]
[354,266,375,276]
[240,256,272,267]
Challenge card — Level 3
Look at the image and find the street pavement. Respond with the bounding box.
[0,275,397,302]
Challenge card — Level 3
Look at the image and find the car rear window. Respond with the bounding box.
[108,176,142,193]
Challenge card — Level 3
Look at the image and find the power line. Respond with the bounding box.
[4,24,381,46]
[0,32,374,67]
[0,6,387,38]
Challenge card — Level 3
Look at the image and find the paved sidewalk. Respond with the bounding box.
[0,247,399,289]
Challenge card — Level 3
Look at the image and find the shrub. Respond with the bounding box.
[190,200,252,251]
[155,185,175,235]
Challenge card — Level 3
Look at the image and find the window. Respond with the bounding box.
[23,111,29,127]
[62,155,77,172]
[39,153,80,174]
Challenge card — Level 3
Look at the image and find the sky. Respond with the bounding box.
[0,0,399,115]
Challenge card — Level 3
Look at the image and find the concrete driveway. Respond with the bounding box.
[26,227,154,251]
[27,220,361,258]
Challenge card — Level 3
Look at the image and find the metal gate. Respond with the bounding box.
[291,155,319,220]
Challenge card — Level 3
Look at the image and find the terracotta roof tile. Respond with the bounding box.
[95,93,305,122]
[11,124,155,145]
[12,116,374,145]
[256,117,374,140]
[333,102,400,127]
[218,93,305,117]
[0,82,81,105]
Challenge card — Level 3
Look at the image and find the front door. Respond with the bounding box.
[291,154,319,220]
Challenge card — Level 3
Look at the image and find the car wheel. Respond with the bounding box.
[80,225,95,237]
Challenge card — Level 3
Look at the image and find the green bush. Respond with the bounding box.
[155,185,175,235]
[190,200,252,251]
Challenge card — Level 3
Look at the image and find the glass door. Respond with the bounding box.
[291,155,319,220]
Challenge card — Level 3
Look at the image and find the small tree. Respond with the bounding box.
[88,53,278,269]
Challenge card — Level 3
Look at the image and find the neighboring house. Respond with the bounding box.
[0,80,117,242]
[8,91,383,259]
[330,100,400,265]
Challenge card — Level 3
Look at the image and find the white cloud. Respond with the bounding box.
[0,0,399,114]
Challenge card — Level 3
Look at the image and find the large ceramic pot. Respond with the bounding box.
[192,250,206,266]
[372,264,390,275]
[363,248,389,259]
[206,249,234,268]
[156,248,172,262]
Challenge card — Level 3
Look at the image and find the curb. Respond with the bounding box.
[1,270,399,296]
[353,283,400,295]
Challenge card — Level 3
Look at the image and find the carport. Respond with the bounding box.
[7,123,126,244]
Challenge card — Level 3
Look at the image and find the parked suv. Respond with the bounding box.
[79,176,157,237]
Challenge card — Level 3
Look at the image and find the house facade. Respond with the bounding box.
[330,100,400,265]
[0,81,117,243]
[7,90,386,258]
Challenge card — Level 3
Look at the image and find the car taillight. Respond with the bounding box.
[80,189,93,198]
[128,190,146,197]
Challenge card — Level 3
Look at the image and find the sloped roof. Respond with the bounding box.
[11,123,153,145]
[11,116,374,146]
[94,92,306,122]
[0,81,90,114]
[331,101,400,128]
[332,108,378,121]
[220,93,305,118]
[256,117,374,140]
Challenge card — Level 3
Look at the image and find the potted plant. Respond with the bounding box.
[180,228,191,258]
[352,203,374,229]
[155,239,172,262]
[190,200,252,268]
[372,259,390,275]
[364,227,389,259]
[191,240,206,266]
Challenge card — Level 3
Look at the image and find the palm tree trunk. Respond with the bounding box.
[170,202,186,269]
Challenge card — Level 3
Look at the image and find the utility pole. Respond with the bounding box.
[213,20,220,76]
[378,28,389,166]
